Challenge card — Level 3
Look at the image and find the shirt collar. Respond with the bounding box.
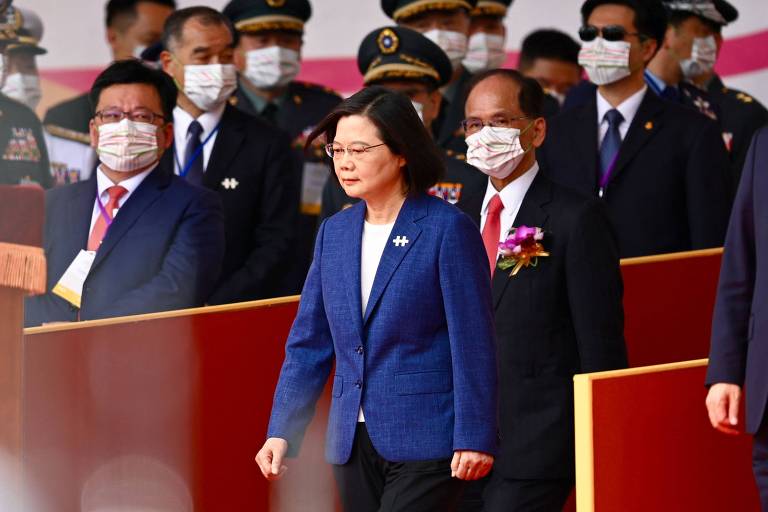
[481,162,539,214]
[596,85,647,127]
[96,163,156,198]
[173,103,226,141]
[239,78,288,114]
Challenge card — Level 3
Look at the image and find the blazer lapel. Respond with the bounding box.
[203,105,246,190]
[343,202,366,341]
[362,196,425,325]
[492,174,552,309]
[90,165,170,271]
[610,90,664,182]
[68,179,97,252]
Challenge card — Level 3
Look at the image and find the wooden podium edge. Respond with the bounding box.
[619,247,722,267]
[573,359,709,511]
[23,295,301,335]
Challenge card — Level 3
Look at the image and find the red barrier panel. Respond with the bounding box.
[621,248,722,367]
[21,298,341,512]
[574,360,759,511]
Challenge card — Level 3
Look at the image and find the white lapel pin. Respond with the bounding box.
[221,178,239,190]
[392,236,409,247]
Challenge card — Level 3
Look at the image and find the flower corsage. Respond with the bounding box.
[497,226,549,277]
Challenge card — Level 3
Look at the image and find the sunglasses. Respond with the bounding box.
[579,24,646,42]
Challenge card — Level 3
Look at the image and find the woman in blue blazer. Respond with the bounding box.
[256,87,498,511]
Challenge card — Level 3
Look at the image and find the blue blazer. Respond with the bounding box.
[267,193,498,464]
[707,126,768,434]
[24,161,226,326]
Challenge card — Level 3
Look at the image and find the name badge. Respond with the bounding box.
[52,250,96,308]
[301,161,330,215]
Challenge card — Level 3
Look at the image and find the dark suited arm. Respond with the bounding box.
[267,220,334,457]
[209,132,299,302]
[705,129,763,386]
[566,200,628,372]
[686,119,733,249]
[101,190,226,316]
[439,212,498,455]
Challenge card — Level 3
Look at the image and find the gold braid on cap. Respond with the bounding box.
[393,0,473,21]
[364,62,440,85]
[236,14,304,33]
[470,1,507,17]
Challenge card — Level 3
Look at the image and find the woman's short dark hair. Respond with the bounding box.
[306,86,444,195]
[89,59,178,120]
[465,68,545,119]
[581,0,668,49]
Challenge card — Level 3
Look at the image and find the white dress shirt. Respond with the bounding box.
[480,163,539,245]
[172,103,225,174]
[89,164,156,235]
[358,219,395,422]
[596,86,647,147]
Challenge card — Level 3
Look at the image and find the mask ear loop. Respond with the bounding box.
[518,120,537,155]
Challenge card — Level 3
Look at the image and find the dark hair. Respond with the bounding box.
[518,29,581,71]
[667,10,721,34]
[306,86,444,195]
[89,59,178,120]
[581,0,668,48]
[162,6,235,52]
[106,0,176,29]
[465,68,545,119]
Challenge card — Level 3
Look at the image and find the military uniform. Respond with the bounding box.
[42,92,97,185]
[644,69,721,122]
[0,3,50,187]
[224,0,342,293]
[321,25,486,220]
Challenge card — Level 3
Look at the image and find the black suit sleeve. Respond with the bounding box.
[566,199,628,372]
[209,130,299,302]
[705,129,763,386]
[686,119,733,250]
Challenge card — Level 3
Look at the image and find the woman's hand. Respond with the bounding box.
[451,450,494,480]
[255,437,289,481]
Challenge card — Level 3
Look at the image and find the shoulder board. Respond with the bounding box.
[293,81,342,98]
[44,124,91,144]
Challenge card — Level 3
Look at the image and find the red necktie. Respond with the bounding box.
[87,185,127,251]
[482,194,503,277]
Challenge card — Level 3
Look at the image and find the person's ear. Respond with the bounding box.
[641,37,659,64]
[89,118,99,149]
[531,117,547,149]
[162,122,174,150]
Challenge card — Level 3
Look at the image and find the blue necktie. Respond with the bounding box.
[599,109,624,179]
[184,120,204,186]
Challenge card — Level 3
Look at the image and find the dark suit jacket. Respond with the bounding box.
[165,104,300,304]
[24,159,226,326]
[457,171,628,479]
[706,127,768,434]
[539,88,732,258]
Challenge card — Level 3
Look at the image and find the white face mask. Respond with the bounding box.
[578,37,632,86]
[182,63,238,112]
[244,46,301,89]
[411,100,424,123]
[2,73,41,110]
[679,35,717,80]
[465,125,532,179]
[462,32,506,73]
[423,29,468,70]
[97,119,159,172]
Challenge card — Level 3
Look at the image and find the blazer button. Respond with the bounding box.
[355,380,362,389]
[356,346,364,355]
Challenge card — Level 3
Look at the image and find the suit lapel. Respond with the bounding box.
[492,174,552,309]
[203,105,246,190]
[343,202,366,341]
[90,165,170,271]
[610,90,664,182]
[68,179,97,252]
[362,196,425,325]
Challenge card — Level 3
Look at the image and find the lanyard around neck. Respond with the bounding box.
[174,122,221,178]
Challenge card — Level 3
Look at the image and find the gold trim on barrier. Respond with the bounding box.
[24,295,301,335]
[393,0,473,21]
[620,247,723,267]
[573,358,708,512]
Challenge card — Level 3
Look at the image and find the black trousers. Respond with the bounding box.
[332,422,466,512]
[754,415,768,511]
[465,470,572,512]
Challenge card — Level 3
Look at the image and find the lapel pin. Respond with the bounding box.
[392,236,409,247]
[644,121,653,130]
[221,177,239,190]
